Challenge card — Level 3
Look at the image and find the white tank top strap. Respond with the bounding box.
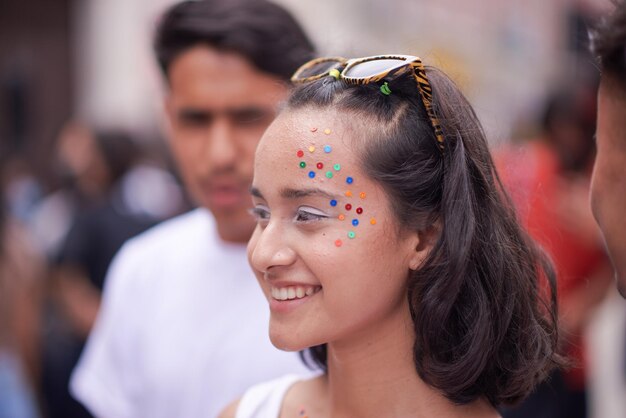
[235,374,302,418]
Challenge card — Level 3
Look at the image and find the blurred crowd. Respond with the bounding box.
[1,0,625,417]
[1,122,187,418]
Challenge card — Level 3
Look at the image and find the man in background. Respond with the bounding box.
[590,0,626,297]
[70,1,316,417]
[583,3,626,418]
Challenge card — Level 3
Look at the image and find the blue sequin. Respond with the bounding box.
[308,171,316,178]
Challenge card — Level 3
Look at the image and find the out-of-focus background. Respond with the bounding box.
[1,0,625,418]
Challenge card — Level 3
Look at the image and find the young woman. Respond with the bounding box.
[221,55,562,418]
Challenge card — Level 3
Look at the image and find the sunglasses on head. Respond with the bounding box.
[291,54,445,152]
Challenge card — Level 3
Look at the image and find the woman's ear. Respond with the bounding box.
[407,221,441,270]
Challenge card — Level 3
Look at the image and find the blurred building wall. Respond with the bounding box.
[0,0,73,178]
[73,0,612,142]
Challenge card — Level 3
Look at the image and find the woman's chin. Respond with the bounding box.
[269,331,316,352]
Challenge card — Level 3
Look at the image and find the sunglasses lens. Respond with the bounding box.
[343,59,406,78]
[297,60,342,79]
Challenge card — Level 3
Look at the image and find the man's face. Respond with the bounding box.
[590,76,626,296]
[166,46,289,242]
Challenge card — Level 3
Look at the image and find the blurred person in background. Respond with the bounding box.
[497,74,612,418]
[40,128,172,418]
[1,157,43,226]
[0,173,44,418]
[70,1,316,417]
[30,121,184,262]
[583,2,626,418]
[591,0,626,298]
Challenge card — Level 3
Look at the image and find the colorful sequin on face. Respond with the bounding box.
[299,405,307,417]
[295,144,371,246]
[324,128,331,135]
[310,127,318,132]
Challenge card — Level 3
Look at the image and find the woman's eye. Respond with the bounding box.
[249,206,270,223]
[295,207,328,223]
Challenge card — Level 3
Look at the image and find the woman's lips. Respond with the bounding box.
[267,285,322,314]
[270,285,322,301]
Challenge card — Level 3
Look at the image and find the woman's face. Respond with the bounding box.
[247,108,424,351]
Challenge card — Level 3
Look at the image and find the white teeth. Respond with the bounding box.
[270,285,319,301]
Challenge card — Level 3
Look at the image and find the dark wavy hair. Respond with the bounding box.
[291,65,563,407]
[154,0,315,81]
[592,0,626,89]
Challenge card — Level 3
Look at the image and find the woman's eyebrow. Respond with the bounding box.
[250,186,264,199]
[279,187,338,200]
[250,186,340,200]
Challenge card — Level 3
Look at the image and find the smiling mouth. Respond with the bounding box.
[270,285,322,301]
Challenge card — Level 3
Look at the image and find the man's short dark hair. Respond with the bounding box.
[593,0,626,89]
[154,0,315,82]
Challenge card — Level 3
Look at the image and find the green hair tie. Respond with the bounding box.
[329,69,341,80]
[380,81,392,95]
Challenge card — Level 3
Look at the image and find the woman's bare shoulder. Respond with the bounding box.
[280,374,327,417]
[217,398,240,418]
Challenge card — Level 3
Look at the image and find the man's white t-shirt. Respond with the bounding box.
[70,208,311,418]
